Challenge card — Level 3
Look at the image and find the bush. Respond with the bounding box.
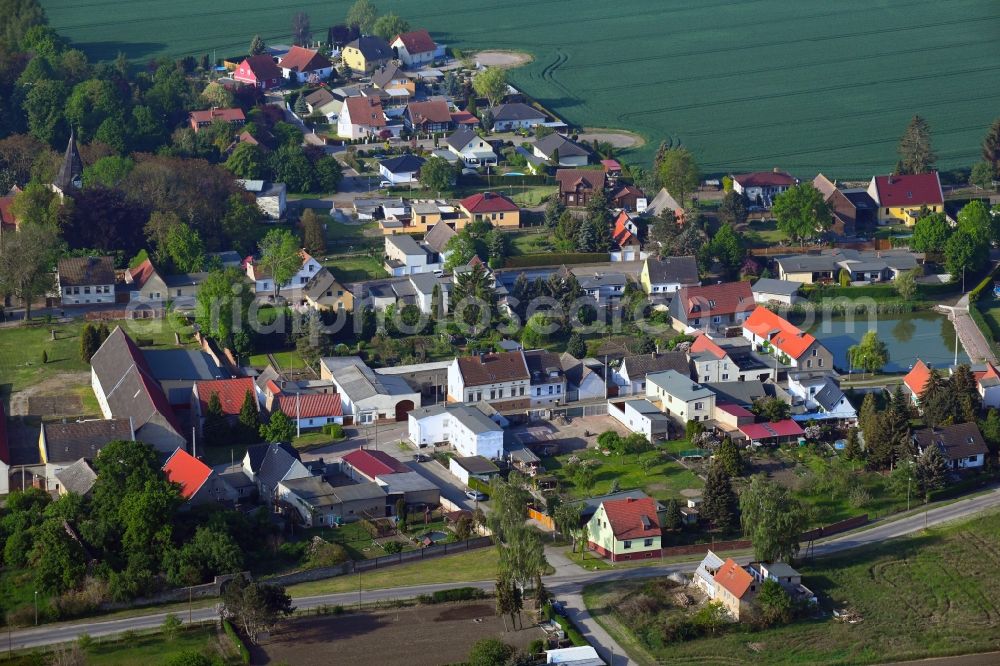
[468,477,491,495]
[418,587,486,604]
[306,538,349,569]
[382,540,403,554]
[504,252,609,268]
[278,541,308,562]
[223,619,251,665]
[322,423,346,439]
[554,615,587,646]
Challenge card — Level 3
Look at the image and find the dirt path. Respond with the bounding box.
[473,50,533,68]
[579,129,645,149]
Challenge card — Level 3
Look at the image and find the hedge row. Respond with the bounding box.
[554,614,588,647]
[504,252,609,268]
[969,263,1000,303]
[804,281,958,302]
[223,619,251,665]
[458,173,553,187]
[417,587,487,604]
[468,476,491,495]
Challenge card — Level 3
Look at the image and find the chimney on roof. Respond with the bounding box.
[626,497,636,503]
[773,167,779,173]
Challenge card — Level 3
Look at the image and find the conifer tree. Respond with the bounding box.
[202,392,228,446]
[236,390,261,444]
[701,460,738,533]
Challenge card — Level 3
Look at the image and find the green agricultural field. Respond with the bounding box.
[42,0,999,176]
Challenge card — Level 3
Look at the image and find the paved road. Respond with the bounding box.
[8,486,1000,659]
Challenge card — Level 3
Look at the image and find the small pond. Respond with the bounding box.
[807,311,969,373]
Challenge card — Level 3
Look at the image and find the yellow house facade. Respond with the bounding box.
[458,192,521,229]
[342,36,393,74]
[585,497,662,562]
[867,173,944,227]
[302,268,354,312]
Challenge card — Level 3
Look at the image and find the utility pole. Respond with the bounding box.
[907,476,911,512]
[296,391,301,438]
[192,426,197,459]
[188,586,193,623]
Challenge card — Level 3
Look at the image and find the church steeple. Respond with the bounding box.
[53,129,84,195]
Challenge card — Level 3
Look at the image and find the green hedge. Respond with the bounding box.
[504,253,609,268]
[805,281,959,302]
[468,477,491,495]
[554,614,588,647]
[969,263,1000,303]
[417,587,487,604]
[223,619,250,665]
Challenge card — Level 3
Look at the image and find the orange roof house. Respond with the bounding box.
[712,558,758,619]
[612,211,640,248]
[903,359,933,404]
[194,377,257,419]
[163,448,237,505]
[458,192,520,228]
[742,306,832,371]
[975,362,1000,411]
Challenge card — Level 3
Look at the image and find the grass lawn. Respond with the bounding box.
[248,350,305,371]
[542,446,704,503]
[585,509,1000,665]
[324,255,387,282]
[86,624,236,666]
[299,522,390,561]
[0,318,190,395]
[323,218,378,244]
[741,218,790,246]
[292,431,344,452]
[286,546,499,596]
[199,444,248,467]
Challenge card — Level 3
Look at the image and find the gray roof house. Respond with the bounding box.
[423,220,457,254]
[616,351,689,394]
[278,476,386,526]
[243,442,312,501]
[531,134,589,167]
[39,418,134,465]
[490,103,546,130]
[752,278,803,305]
[320,356,420,423]
[53,459,97,497]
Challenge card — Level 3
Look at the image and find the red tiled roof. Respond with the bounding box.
[240,55,282,81]
[163,448,212,499]
[345,96,386,127]
[190,107,245,124]
[126,258,158,289]
[601,159,622,171]
[280,46,332,73]
[872,173,943,208]
[612,211,638,247]
[451,111,479,126]
[690,333,727,360]
[739,420,804,440]
[275,393,343,419]
[717,403,754,418]
[679,282,754,319]
[196,377,256,417]
[407,100,451,125]
[343,448,408,478]
[457,351,529,386]
[460,192,518,214]
[733,171,796,188]
[975,362,1000,386]
[714,558,755,599]
[601,496,661,540]
[393,29,436,55]
[904,359,932,396]
[611,184,644,202]
[743,306,816,360]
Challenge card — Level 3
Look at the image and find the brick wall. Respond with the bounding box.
[660,539,751,557]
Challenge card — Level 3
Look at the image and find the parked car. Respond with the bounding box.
[413,453,430,462]
[465,489,488,501]
[378,180,393,188]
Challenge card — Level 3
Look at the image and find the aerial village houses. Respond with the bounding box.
[587,496,662,562]
[320,356,420,424]
[742,306,833,370]
[405,100,452,133]
[732,170,797,209]
[867,172,944,225]
[458,192,520,228]
[490,103,547,131]
[712,557,758,620]
[532,134,589,167]
[163,448,238,506]
[408,404,504,458]
[188,107,245,132]
[448,350,531,411]
[379,154,425,186]
[338,96,387,139]
[669,281,755,336]
[191,377,257,438]
[391,29,440,68]
[912,422,988,470]
[342,35,393,74]
[57,256,115,306]
[646,370,716,425]
[446,126,497,166]
[301,267,354,312]
[639,255,700,295]
[233,54,283,90]
[611,212,643,262]
[278,45,333,83]
[556,168,607,207]
[38,419,134,492]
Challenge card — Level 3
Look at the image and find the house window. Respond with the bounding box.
[84,287,91,294]
[519,387,525,396]
[818,358,824,367]
[644,538,654,547]
[694,402,703,410]
[476,392,482,401]
[556,385,561,394]
[548,386,554,394]
[806,360,812,368]
[490,390,496,400]
[467,393,475,402]
[722,374,729,380]
[623,540,632,549]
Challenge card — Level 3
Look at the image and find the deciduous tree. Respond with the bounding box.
[655,147,699,208]
[345,0,378,33]
[419,155,453,193]
[291,12,311,46]
[911,212,950,253]
[848,330,889,378]
[164,222,205,273]
[945,228,988,281]
[718,190,749,227]
[260,410,295,442]
[300,209,326,255]
[258,228,302,298]
[739,475,808,563]
[0,221,60,320]
[983,117,1000,178]
[372,13,409,42]
[221,577,294,644]
[772,183,830,244]
[194,267,253,346]
[915,443,948,499]
[473,68,509,109]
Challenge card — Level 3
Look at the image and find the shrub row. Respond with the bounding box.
[553,614,588,647]
[458,173,553,187]
[223,619,251,665]
[467,477,491,495]
[504,252,609,268]
[417,587,487,604]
